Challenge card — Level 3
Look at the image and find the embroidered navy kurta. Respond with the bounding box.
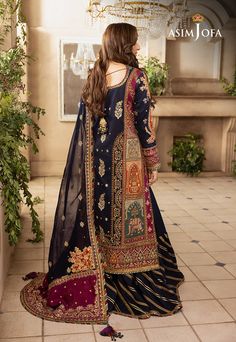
[92,66,162,274]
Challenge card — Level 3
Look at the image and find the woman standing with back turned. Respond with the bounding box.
[20,23,184,340]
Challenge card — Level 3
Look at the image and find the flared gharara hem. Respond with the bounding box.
[106,278,184,319]
[104,233,185,318]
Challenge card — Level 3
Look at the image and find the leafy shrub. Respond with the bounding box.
[0,0,45,245]
[168,133,205,176]
[139,56,169,96]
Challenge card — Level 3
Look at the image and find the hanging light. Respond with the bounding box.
[68,43,97,78]
[86,0,189,38]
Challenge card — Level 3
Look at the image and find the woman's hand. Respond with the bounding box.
[148,170,158,185]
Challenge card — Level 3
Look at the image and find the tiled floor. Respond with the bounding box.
[1,176,236,342]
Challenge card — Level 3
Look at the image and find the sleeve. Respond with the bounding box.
[133,70,161,172]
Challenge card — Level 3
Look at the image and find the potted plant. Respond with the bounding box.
[139,55,169,96]
[0,0,45,246]
[168,133,206,176]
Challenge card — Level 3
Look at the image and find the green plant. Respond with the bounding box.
[139,56,169,96]
[0,0,45,246]
[220,66,236,96]
[168,133,206,176]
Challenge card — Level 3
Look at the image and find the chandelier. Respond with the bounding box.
[64,43,96,79]
[86,0,189,39]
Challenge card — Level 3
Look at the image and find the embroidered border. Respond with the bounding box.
[83,108,108,321]
[20,272,109,324]
[110,132,124,245]
[143,145,161,171]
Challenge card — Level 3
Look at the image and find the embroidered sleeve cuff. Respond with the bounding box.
[142,145,161,172]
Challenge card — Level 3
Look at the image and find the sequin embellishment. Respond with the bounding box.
[98,193,105,211]
[114,100,123,119]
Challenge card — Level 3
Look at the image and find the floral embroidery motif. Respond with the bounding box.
[140,74,151,98]
[98,158,105,177]
[67,246,95,273]
[98,193,105,211]
[114,100,123,119]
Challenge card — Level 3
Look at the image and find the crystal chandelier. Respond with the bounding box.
[86,0,189,39]
[64,43,96,79]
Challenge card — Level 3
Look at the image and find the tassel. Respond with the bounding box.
[22,272,40,280]
[99,324,123,341]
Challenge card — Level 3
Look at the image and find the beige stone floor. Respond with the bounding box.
[1,176,236,342]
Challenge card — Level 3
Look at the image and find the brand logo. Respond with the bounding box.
[192,13,204,22]
[168,13,222,41]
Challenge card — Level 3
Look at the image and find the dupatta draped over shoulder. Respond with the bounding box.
[20,67,180,325]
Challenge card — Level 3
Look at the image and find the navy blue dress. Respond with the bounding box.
[92,65,184,318]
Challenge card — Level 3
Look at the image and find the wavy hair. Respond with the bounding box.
[81,22,140,118]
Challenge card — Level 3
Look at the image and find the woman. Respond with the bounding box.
[20,23,184,339]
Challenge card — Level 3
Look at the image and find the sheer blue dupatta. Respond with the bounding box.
[21,98,108,325]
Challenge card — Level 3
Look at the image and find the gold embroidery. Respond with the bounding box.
[98,193,105,211]
[100,134,106,143]
[67,246,95,273]
[98,158,105,177]
[140,74,151,99]
[98,117,108,134]
[111,133,124,245]
[127,163,142,194]
[114,100,123,119]
[142,145,161,170]
[126,138,141,159]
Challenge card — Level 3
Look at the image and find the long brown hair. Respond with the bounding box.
[81,22,140,118]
